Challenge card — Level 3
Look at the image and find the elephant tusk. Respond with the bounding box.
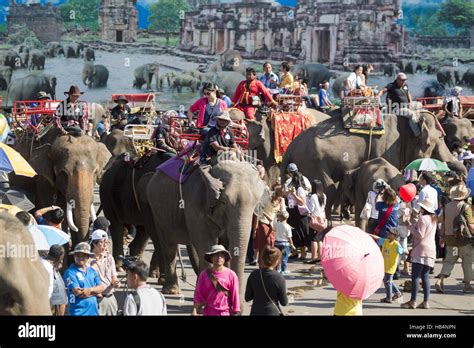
[90,203,97,223]
[66,202,79,232]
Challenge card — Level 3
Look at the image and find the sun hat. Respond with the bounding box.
[449,184,471,201]
[451,86,463,97]
[216,111,232,123]
[397,72,407,80]
[417,199,436,214]
[372,179,387,192]
[114,95,129,104]
[287,163,298,173]
[64,85,84,96]
[69,242,94,256]
[90,229,108,241]
[204,244,231,263]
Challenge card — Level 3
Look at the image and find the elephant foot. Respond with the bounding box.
[157,276,166,286]
[162,284,180,295]
[148,269,159,278]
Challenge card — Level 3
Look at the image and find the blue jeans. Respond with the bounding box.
[411,262,431,302]
[275,242,290,272]
[383,273,401,300]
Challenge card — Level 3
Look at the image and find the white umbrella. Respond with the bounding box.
[27,225,50,251]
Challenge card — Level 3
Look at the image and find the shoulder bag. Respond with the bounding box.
[374,204,394,236]
[206,269,240,316]
[259,270,284,316]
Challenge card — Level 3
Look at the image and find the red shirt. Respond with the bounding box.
[232,79,274,106]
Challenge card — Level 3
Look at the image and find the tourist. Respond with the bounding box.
[279,61,294,91]
[95,114,110,141]
[318,81,335,111]
[192,245,240,316]
[305,179,327,264]
[34,205,64,230]
[415,172,439,213]
[245,246,288,316]
[334,291,363,316]
[55,85,86,135]
[344,65,364,96]
[401,199,437,309]
[64,242,105,316]
[151,112,177,155]
[362,63,375,86]
[366,179,387,233]
[436,184,473,294]
[259,62,280,89]
[123,260,167,315]
[274,210,295,274]
[232,67,277,120]
[370,228,405,303]
[187,82,227,133]
[375,187,400,238]
[46,245,68,316]
[90,229,120,316]
[111,95,131,129]
[219,87,232,108]
[443,86,463,118]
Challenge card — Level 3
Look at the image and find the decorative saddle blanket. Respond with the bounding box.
[157,143,201,184]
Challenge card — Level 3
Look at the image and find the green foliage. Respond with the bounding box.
[0,23,7,33]
[439,0,474,35]
[148,0,190,43]
[402,3,452,36]
[60,0,99,32]
[6,26,40,46]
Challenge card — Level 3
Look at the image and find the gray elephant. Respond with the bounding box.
[19,51,29,69]
[83,47,95,62]
[101,129,133,158]
[207,49,245,75]
[1,50,21,69]
[343,158,406,229]
[65,43,79,58]
[147,160,266,302]
[133,63,160,90]
[0,213,51,315]
[0,66,12,90]
[440,117,473,153]
[28,49,46,70]
[422,79,445,99]
[398,59,421,74]
[281,111,467,218]
[462,68,474,88]
[202,71,245,99]
[7,73,57,105]
[437,67,461,87]
[45,41,65,58]
[292,63,332,91]
[172,74,200,92]
[426,64,438,75]
[82,62,109,88]
[382,63,400,77]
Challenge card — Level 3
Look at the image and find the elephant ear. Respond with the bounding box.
[29,144,54,187]
[95,143,112,184]
[198,165,224,213]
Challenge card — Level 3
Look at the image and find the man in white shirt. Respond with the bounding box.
[415,172,438,213]
[123,260,167,316]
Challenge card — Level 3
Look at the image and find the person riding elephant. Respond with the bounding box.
[110,95,131,131]
[133,63,159,90]
[146,159,266,310]
[151,111,177,155]
[443,86,463,118]
[437,67,462,87]
[83,47,95,62]
[462,68,474,88]
[0,66,12,90]
[82,62,109,88]
[342,158,406,230]
[281,109,468,220]
[172,74,200,92]
[28,49,46,70]
[292,63,332,91]
[54,85,87,136]
[7,73,57,105]
[187,82,227,131]
[0,213,51,315]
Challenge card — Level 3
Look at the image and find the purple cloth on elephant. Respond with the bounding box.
[157,143,200,184]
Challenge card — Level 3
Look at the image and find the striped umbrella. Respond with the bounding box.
[405,158,450,172]
[0,143,37,177]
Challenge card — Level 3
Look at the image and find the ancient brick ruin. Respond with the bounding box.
[99,0,138,43]
[7,1,62,43]
[180,0,404,68]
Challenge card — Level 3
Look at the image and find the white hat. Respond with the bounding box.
[397,72,408,80]
[417,199,435,214]
[287,163,298,172]
[90,229,108,241]
[204,244,231,263]
[449,185,471,201]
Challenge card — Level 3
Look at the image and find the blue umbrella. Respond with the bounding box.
[35,225,70,247]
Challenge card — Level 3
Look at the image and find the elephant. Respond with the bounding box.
[292,63,332,91]
[437,67,462,87]
[422,79,445,99]
[76,43,85,57]
[133,63,160,90]
[1,50,21,69]
[398,59,422,74]
[426,64,438,75]
[83,47,95,62]
[207,49,245,75]
[281,111,468,219]
[28,49,46,70]
[171,74,200,92]
[45,42,64,58]
[440,117,473,153]
[0,213,51,315]
[342,158,406,229]
[202,71,245,99]
[23,135,111,246]
[462,68,474,88]
[382,63,400,77]
[147,160,266,305]
[82,63,109,88]
[0,66,12,90]
[65,43,79,58]
[19,51,29,69]
[101,129,133,158]
[7,73,57,105]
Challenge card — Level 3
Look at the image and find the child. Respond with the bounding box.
[370,227,407,303]
[334,291,363,316]
[274,210,295,275]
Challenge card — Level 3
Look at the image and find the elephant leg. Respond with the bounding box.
[161,242,180,294]
[109,219,125,271]
[319,171,338,222]
[128,225,149,257]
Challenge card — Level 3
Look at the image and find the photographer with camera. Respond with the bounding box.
[123,260,167,315]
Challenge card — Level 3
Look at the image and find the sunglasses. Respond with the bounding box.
[204,91,215,96]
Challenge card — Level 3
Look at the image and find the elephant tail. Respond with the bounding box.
[186,244,200,276]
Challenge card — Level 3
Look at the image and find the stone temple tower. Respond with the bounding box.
[99,0,138,43]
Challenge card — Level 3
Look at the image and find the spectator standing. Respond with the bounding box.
[34,205,64,229]
[305,179,327,264]
[375,187,400,238]
[47,245,68,316]
[274,210,295,274]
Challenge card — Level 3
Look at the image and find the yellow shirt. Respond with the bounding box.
[379,238,403,275]
[334,291,363,316]
[279,73,294,89]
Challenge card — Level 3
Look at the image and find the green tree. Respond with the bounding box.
[439,0,474,35]
[59,0,99,32]
[148,0,190,45]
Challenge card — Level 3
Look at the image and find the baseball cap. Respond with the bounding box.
[90,229,108,241]
[287,163,298,173]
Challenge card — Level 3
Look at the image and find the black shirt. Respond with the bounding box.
[111,104,131,121]
[56,99,84,122]
[245,268,288,316]
[385,81,410,110]
[205,126,235,157]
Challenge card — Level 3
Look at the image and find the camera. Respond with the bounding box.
[119,255,139,271]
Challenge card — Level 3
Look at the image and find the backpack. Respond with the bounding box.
[453,203,473,243]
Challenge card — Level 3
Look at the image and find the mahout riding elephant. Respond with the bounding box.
[207,49,245,75]
[172,73,200,92]
[133,63,160,90]
[0,66,12,90]
[437,67,462,87]
[422,79,445,99]
[382,63,400,77]
[462,68,474,88]
[82,62,109,88]
[292,63,332,91]
[7,73,57,105]
[281,111,467,218]
[1,50,21,70]
[28,49,46,70]
[0,213,51,315]
[83,47,95,61]
[147,160,266,303]
[440,117,473,152]
[342,158,405,229]
[202,71,245,99]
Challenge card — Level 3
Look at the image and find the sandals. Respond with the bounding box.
[400,301,416,309]
[435,283,444,293]
[417,301,430,309]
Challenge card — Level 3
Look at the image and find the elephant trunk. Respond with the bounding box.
[432,140,467,176]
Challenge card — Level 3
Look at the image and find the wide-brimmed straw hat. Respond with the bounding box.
[64,85,84,96]
[417,199,436,214]
[204,245,231,263]
[216,111,232,123]
[114,95,128,104]
[449,185,471,201]
[68,242,94,256]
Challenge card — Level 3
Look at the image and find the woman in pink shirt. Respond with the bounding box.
[192,245,240,316]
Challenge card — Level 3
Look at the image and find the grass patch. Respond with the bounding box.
[428,48,474,62]
[0,44,13,50]
[137,35,179,46]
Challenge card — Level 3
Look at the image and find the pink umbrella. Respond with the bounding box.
[321,225,384,300]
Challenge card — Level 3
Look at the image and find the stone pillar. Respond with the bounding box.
[229,30,235,50]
